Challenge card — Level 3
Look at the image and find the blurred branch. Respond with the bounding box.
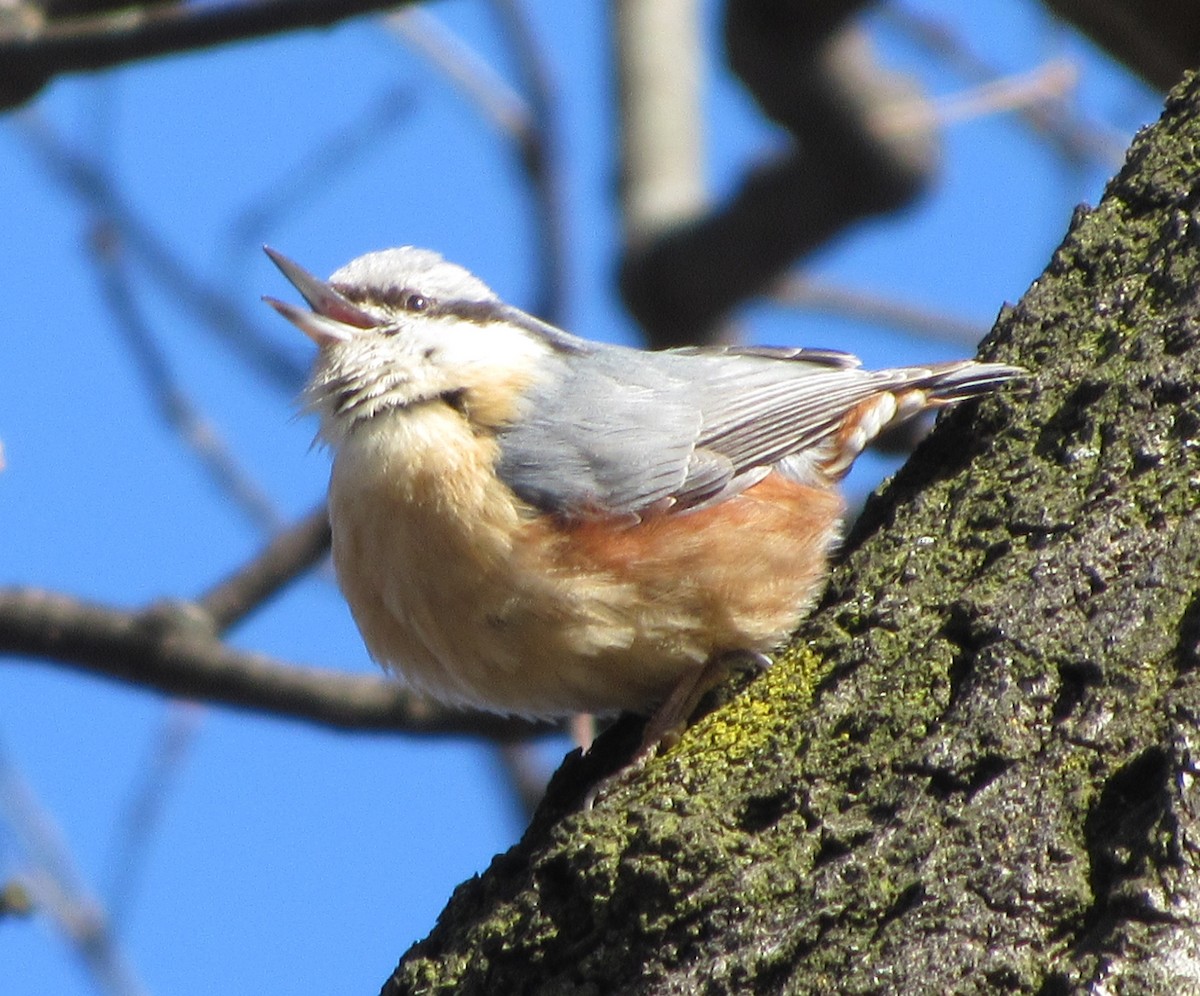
[0,0,421,109]
[1041,0,1195,91]
[387,3,568,322]
[882,5,1128,167]
[773,274,989,347]
[0,749,149,996]
[620,12,938,346]
[90,224,286,533]
[387,9,531,141]
[612,0,710,345]
[103,703,201,933]
[224,85,417,280]
[489,0,567,323]
[613,0,706,245]
[18,113,305,391]
[876,58,1078,136]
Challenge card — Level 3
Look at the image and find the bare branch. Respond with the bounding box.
[386,9,531,144]
[197,507,331,632]
[612,0,706,247]
[0,588,551,740]
[489,0,568,322]
[89,226,286,533]
[0,749,149,996]
[224,85,417,275]
[881,6,1128,167]
[103,703,202,933]
[875,58,1078,136]
[620,20,938,347]
[387,3,568,322]
[17,113,305,391]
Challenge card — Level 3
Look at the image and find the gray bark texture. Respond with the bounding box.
[382,74,1200,996]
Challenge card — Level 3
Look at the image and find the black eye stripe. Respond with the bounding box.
[334,284,434,313]
[332,285,510,326]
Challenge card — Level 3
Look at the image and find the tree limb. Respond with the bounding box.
[0,587,547,740]
[1,506,552,741]
[0,0,421,109]
[620,13,937,346]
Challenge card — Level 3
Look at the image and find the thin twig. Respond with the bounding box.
[103,703,202,934]
[0,749,150,996]
[89,226,285,533]
[489,0,568,322]
[773,273,990,347]
[874,59,1079,136]
[17,113,305,391]
[223,85,417,280]
[385,9,532,143]
[880,5,1128,167]
[386,4,568,321]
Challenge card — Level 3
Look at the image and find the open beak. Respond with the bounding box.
[262,246,378,346]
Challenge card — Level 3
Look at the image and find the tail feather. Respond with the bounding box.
[915,360,1026,404]
[816,360,1024,480]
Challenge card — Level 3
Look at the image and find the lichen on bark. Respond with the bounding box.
[383,75,1200,996]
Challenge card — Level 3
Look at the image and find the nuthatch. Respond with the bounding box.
[265,246,1020,752]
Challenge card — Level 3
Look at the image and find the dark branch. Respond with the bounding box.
[1,0,421,108]
[197,507,331,632]
[620,17,937,346]
[0,588,550,741]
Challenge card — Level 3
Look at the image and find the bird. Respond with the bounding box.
[264,245,1020,758]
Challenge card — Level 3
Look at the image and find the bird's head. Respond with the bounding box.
[264,246,567,444]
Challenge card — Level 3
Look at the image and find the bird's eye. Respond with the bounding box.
[404,293,430,313]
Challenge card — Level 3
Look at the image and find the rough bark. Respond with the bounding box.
[382,74,1200,995]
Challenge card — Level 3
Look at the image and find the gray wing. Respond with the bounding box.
[495,344,718,517]
[495,341,1016,519]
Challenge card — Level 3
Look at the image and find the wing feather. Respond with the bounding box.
[494,338,1018,520]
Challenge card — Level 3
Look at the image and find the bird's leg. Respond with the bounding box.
[569,712,597,750]
[584,649,771,808]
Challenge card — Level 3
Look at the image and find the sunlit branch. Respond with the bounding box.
[880,6,1128,167]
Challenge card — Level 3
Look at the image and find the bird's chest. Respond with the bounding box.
[329,403,523,597]
[326,406,536,674]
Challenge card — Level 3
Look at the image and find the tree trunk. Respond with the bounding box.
[382,73,1200,996]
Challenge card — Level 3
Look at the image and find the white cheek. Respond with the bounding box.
[417,319,554,379]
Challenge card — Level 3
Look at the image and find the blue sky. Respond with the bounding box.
[0,2,1160,993]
